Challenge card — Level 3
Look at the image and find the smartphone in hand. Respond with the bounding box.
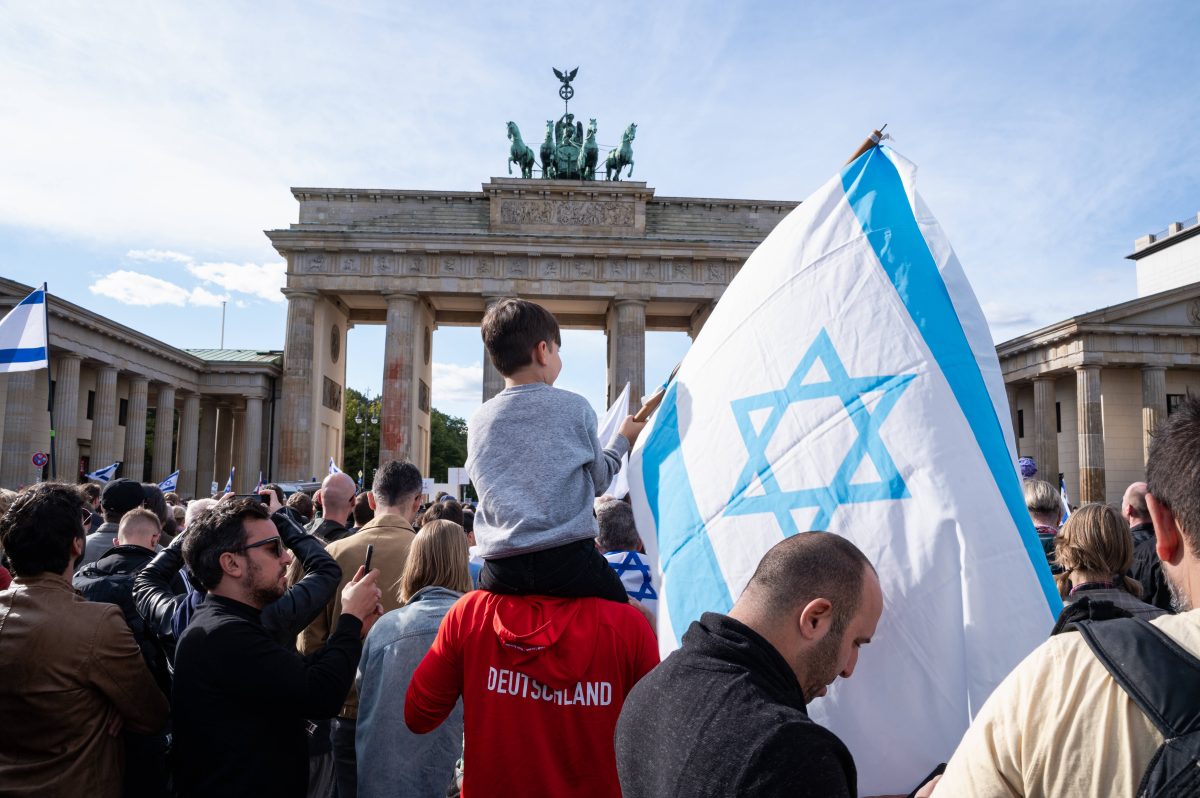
[363,543,374,574]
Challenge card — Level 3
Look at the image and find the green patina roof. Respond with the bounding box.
[185,349,283,364]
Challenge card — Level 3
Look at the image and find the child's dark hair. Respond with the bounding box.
[481,299,562,376]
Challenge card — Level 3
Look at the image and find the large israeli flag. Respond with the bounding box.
[0,286,49,373]
[628,145,1059,794]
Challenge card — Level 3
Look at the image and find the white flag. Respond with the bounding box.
[598,383,631,500]
[328,457,341,475]
[0,286,49,373]
[627,144,1059,794]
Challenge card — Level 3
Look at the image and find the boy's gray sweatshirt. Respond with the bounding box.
[466,383,630,559]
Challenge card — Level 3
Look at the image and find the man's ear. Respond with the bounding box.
[219,551,244,580]
[797,597,834,642]
[71,536,85,559]
[1148,493,1185,565]
[367,492,377,511]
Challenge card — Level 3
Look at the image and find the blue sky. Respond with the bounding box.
[2,1,1198,419]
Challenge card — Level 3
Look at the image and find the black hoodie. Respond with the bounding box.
[615,612,856,797]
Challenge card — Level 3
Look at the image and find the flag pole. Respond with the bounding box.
[42,283,57,481]
[632,128,894,427]
[845,124,888,164]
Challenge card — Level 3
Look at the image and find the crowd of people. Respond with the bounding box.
[1,297,1198,797]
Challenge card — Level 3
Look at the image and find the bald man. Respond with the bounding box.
[1126,481,1172,611]
[616,533,901,798]
[307,472,358,544]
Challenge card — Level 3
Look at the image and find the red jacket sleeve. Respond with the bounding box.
[404,600,465,734]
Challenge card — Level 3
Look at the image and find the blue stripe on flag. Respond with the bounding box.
[642,382,733,644]
[839,147,1061,614]
[0,346,48,365]
[18,290,45,307]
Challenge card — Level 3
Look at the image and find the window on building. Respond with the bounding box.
[1055,402,1061,433]
[86,390,95,421]
[119,398,128,427]
[1017,409,1025,438]
[1167,394,1186,415]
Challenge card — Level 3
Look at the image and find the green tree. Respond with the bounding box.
[343,388,381,490]
[429,408,468,484]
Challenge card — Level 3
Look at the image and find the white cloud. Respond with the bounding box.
[89,270,190,306]
[432,361,483,419]
[126,249,193,263]
[187,261,286,303]
[189,286,229,307]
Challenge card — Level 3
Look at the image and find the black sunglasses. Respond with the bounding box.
[233,535,285,558]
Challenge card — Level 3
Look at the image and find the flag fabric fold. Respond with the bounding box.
[158,470,179,493]
[598,383,631,500]
[627,144,1059,794]
[328,457,341,475]
[85,461,120,483]
[0,287,49,373]
[224,466,235,493]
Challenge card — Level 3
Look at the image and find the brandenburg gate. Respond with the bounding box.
[266,70,797,479]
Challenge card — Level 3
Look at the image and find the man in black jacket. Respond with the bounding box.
[171,499,382,797]
[1124,481,1173,611]
[132,493,341,660]
[615,532,888,798]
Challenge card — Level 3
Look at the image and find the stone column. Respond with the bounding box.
[54,354,82,482]
[231,406,246,492]
[608,298,647,414]
[92,366,119,472]
[1076,365,1106,503]
[1004,383,1020,445]
[241,396,263,491]
[687,300,715,341]
[151,385,176,482]
[481,295,508,403]
[123,376,149,483]
[1,371,37,488]
[280,289,318,480]
[214,403,234,489]
[1032,377,1058,482]
[177,393,201,498]
[195,399,218,496]
[1141,366,1167,465]
[381,293,418,465]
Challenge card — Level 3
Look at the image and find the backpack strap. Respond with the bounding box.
[1074,617,1200,738]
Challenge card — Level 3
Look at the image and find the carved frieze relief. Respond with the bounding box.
[499,199,635,227]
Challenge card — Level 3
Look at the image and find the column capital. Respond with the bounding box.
[56,351,82,362]
[1141,364,1167,373]
[612,297,648,308]
[384,292,420,304]
[127,373,149,386]
[1032,375,1056,383]
[1073,363,1102,374]
[281,288,319,300]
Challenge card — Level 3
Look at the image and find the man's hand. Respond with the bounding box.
[261,490,283,515]
[341,565,384,638]
[619,415,647,447]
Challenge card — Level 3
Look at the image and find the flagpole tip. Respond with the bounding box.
[845,126,891,165]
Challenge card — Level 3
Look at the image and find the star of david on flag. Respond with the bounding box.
[86,461,120,483]
[627,143,1059,794]
[158,470,179,493]
[726,329,914,534]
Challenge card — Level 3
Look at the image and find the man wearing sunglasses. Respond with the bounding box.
[171,499,383,797]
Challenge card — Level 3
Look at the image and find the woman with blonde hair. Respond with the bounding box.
[355,520,472,798]
[1054,502,1164,621]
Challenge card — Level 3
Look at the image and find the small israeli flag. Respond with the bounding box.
[328,457,341,475]
[85,461,120,483]
[158,470,179,493]
[224,466,235,493]
[628,144,1059,794]
[1060,476,1072,524]
[0,285,49,373]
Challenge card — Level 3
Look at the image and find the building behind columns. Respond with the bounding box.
[0,278,282,497]
[1001,218,1200,506]
[265,178,797,480]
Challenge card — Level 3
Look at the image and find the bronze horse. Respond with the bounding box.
[506,121,535,179]
[605,123,636,181]
[540,121,555,179]
[578,118,599,181]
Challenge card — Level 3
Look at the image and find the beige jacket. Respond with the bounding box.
[296,514,416,719]
[0,574,170,798]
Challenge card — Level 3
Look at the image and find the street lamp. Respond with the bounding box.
[355,391,379,490]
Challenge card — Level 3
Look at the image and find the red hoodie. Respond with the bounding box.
[405,591,659,798]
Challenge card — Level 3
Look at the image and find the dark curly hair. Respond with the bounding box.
[0,483,86,577]
[182,499,271,590]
